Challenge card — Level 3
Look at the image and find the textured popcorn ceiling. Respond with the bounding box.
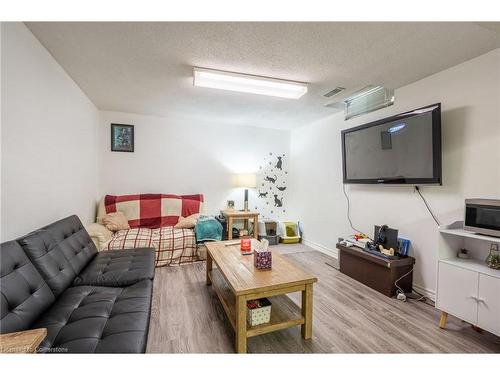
[26,22,499,129]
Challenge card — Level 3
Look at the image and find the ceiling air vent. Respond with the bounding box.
[344,85,394,120]
[323,87,345,98]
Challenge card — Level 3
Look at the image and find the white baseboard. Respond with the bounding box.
[412,284,436,302]
[302,238,436,302]
[302,238,338,259]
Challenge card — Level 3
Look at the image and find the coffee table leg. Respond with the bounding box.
[228,217,233,240]
[301,283,313,339]
[206,252,212,286]
[235,295,247,353]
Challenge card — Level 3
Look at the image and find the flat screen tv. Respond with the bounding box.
[342,103,441,185]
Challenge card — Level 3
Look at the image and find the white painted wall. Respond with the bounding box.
[1,23,100,240]
[289,49,500,297]
[99,111,290,216]
[0,22,290,240]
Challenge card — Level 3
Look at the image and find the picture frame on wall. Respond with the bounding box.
[111,123,134,152]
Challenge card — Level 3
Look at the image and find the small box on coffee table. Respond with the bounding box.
[246,298,272,326]
[254,248,272,269]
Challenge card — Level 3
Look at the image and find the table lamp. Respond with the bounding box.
[233,173,256,211]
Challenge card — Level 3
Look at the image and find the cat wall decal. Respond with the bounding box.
[273,194,283,207]
[258,190,268,198]
[264,174,277,184]
[275,156,283,170]
[258,152,288,219]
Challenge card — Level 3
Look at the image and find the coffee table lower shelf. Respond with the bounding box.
[208,268,305,339]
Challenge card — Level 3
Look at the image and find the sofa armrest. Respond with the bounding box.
[85,223,113,250]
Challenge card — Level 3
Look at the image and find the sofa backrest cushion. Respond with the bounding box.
[0,241,55,333]
[18,215,98,297]
[97,194,204,229]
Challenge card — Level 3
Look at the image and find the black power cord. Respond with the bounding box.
[342,183,370,238]
[415,186,440,226]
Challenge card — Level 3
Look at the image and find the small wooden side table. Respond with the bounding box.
[0,328,47,354]
[222,210,259,240]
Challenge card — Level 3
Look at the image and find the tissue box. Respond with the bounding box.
[254,248,272,270]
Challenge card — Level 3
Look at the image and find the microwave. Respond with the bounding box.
[464,199,500,238]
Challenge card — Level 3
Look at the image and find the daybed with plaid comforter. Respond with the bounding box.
[88,194,204,267]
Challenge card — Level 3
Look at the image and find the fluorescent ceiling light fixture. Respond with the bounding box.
[193,67,307,99]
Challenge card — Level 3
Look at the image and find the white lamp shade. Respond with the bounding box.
[233,173,257,188]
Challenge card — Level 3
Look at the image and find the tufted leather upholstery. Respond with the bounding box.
[19,215,98,297]
[33,280,152,353]
[73,248,155,287]
[0,215,155,353]
[0,241,55,333]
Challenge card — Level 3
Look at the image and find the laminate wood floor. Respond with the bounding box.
[146,246,500,353]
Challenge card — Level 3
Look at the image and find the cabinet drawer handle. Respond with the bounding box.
[470,296,478,301]
[477,298,485,303]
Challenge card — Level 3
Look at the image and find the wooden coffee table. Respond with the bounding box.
[205,240,317,353]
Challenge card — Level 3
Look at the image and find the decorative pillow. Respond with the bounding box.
[102,211,130,231]
[85,223,113,250]
[174,213,200,229]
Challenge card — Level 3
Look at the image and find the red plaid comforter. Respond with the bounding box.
[99,193,204,266]
[103,193,204,229]
[105,227,198,267]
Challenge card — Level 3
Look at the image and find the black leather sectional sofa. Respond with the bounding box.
[0,215,155,353]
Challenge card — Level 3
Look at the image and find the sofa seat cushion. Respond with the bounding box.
[73,248,155,287]
[32,280,152,353]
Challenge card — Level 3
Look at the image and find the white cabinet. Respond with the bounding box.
[437,261,500,336]
[437,262,478,324]
[477,273,500,335]
[437,221,500,337]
